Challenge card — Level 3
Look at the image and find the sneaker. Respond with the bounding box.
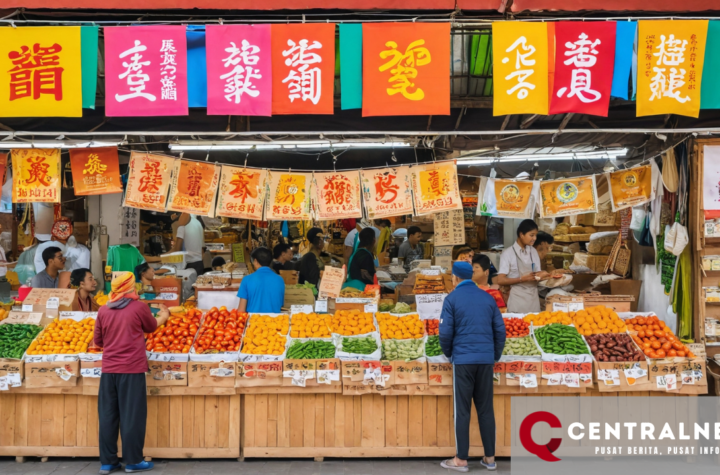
[100,464,122,475]
[441,459,469,472]
[125,461,154,473]
[480,459,497,471]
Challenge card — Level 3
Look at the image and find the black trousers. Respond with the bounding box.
[453,364,496,460]
[98,373,147,466]
[186,260,205,276]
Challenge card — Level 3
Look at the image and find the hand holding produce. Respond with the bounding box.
[341,336,378,355]
[377,313,423,340]
[586,333,643,362]
[534,323,589,355]
[146,309,201,354]
[382,339,424,361]
[502,336,540,356]
[331,310,376,335]
[425,335,443,357]
[573,306,627,336]
[27,318,96,355]
[241,315,289,355]
[286,340,335,359]
[425,319,439,336]
[627,315,695,359]
[1,324,42,358]
[192,307,247,354]
[291,312,332,338]
[523,311,572,326]
[504,318,529,338]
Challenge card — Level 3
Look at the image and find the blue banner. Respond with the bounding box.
[339,24,362,110]
[187,26,207,108]
[611,21,636,100]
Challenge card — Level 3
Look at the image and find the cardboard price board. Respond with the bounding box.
[392,361,428,385]
[146,361,188,387]
[318,266,345,299]
[23,288,76,311]
[283,287,315,308]
[235,361,283,388]
[0,312,43,326]
[143,277,182,308]
[231,243,246,263]
[648,358,707,395]
[341,360,395,387]
[428,362,453,386]
[281,359,342,387]
[188,361,236,388]
[25,360,80,388]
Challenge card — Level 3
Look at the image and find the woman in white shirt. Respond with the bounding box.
[495,220,550,313]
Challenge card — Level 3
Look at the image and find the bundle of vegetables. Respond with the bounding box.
[341,336,378,355]
[382,339,424,361]
[502,336,540,356]
[534,323,589,355]
[286,340,335,359]
[425,336,443,357]
[0,324,42,359]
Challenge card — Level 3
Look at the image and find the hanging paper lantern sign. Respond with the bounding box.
[167,160,221,216]
[313,171,363,220]
[123,152,174,212]
[12,149,62,203]
[266,171,312,220]
[410,162,462,216]
[360,166,414,218]
[538,175,599,218]
[69,147,123,196]
[479,178,539,219]
[606,164,655,212]
[215,166,268,220]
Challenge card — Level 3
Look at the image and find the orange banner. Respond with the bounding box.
[410,162,462,216]
[538,175,598,218]
[215,166,268,220]
[12,148,61,203]
[266,171,312,220]
[69,147,123,196]
[123,152,174,212]
[607,164,653,211]
[0,153,7,187]
[167,160,221,216]
[360,166,414,218]
[313,171,362,220]
[362,23,450,117]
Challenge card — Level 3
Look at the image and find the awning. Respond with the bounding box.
[508,0,720,12]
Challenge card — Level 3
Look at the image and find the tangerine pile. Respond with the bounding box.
[241,315,289,355]
[572,307,627,336]
[523,311,572,326]
[291,312,332,338]
[27,317,95,355]
[627,315,695,359]
[330,310,376,336]
[377,313,424,340]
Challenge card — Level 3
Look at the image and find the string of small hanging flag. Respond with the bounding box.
[2,20,719,119]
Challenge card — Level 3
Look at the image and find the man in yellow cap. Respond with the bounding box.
[94,272,169,474]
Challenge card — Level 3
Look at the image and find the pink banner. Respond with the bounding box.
[104,26,188,117]
[206,24,272,116]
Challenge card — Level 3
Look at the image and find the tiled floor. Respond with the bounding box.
[0,458,510,475]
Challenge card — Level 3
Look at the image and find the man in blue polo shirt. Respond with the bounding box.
[237,247,285,313]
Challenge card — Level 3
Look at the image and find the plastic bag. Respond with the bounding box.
[630,207,646,231]
[664,222,688,257]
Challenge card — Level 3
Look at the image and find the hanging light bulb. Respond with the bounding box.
[391,150,397,163]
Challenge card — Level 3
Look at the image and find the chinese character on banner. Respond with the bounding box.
[11,149,61,203]
[69,147,123,196]
[538,175,599,218]
[411,162,462,216]
[123,151,174,212]
[313,171,362,220]
[104,26,188,117]
[266,171,312,220]
[637,20,708,118]
[360,166,414,218]
[362,23,450,117]
[206,25,272,116]
[120,207,140,246]
[271,24,335,115]
[492,22,549,116]
[167,160,221,217]
[215,165,267,220]
[0,27,82,117]
[549,22,616,117]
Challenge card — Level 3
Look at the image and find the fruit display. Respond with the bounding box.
[240,314,289,355]
[192,307,247,354]
[286,340,335,359]
[27,317,96,355]
[523,311,572,326]
[376,313,424,340]
[425,335,443,357]
[626,315,695,359]
[425,319,439,336]
[502,336,540,356]
[504,318,530,338]
[413,274,446,294]
[146,309,202,353]
[572,307,627,336]
[378,302,413,314]
[586,333,644,362]
[340,336,378,355]
[94,291,109,306]
[0,308,9,322]
[0,324,42,358]
[534,323,589,355]
[290,312,332,338]
[330,310,376,335]
[382,339,424,361]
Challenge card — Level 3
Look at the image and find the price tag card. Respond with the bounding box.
[364,304,378,313]
[318,267,345,299]
[157,293,179,301]
[415,293,447,320]
[46,297,60,309]
[656,375,667,390]
[546,373,562,386]
[563,373,580,387]
[520,374,537,388]
[419,269,441,276]
[315,300,328,313]
[291,305,314,315]
[7,372,21,387]
[0,377,7,391]
[21,304,34,312]
[681,370,695,385]
[665,373,678,391]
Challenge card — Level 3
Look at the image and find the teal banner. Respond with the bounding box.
[340,24,362,110]
[702,21,720,109]
[81,25,99,109]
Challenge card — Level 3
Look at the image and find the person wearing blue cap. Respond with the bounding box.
[439,261,505,473]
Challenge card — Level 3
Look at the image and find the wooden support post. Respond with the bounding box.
[144,457,152,462]
[314,456,324,462]
[15,457,25,464]
[40,457,49,463]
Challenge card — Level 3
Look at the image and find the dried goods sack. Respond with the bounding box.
[587,231,618,255]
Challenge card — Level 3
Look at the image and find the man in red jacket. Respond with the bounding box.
[94,272,169,474]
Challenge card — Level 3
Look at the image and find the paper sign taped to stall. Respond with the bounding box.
[416,293,446,320]
[319,266,345,299]
[0,312,43,326]
[23,288,76,309]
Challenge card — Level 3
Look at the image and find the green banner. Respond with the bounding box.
[339,24,362,110]
[701,21,720,109]
[470,32,493,97]
[81,25,99,109]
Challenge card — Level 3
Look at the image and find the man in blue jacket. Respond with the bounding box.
[439,261,505,472]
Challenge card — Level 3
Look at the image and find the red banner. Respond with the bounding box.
[549,22,616,117]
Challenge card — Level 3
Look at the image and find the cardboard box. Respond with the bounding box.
[25,359,79,388]
[22,288,76,312]
[188,361,236,388]
[146,360,188,387]
[284,287,315,308]
[587,254,610,273]
[428,362,452,386]
[610,279,642,312]
[391,360,428,385]
[80,359,102,387]
[280,270,299,285]
[145,277,182,308]
[235,361,283,387]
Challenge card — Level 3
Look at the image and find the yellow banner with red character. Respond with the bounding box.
[410,162,462,216]
[313,171,363,220]
[167,160,221,217]
[69,147,123,196]
[266,171,312,220]
[124,152,175,212]
[12,148,61,203]
[538,175,599,218]
[215,166,268,221]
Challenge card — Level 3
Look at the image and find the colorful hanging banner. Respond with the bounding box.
[167,160,221,216]
[11,149,61,203]
[701,21,720,109]
[69,147,123,196]
[492,22,549,116]
[611,21,637,100]
[538,175,599,218]
[215,166,268,220]
[637,20,709,118]
[81,26,99,109]
[339,24,362,110]
[549,22,616,117]
[0,153,7,188]
[606,164,654,212]
[104,25,189,117]
[313,171,363,220]
[266,171,312,220]
[410,162,462,216]
[0,27,82,117]
[206,24,272,116]
[360,166,414,218]
[271,24,336,115]
[187,26,208,108]
[479,178,539,218]
[123,152,175,212]
[362,23,451,117]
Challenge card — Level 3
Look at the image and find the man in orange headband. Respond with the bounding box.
[94,272,169,474]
